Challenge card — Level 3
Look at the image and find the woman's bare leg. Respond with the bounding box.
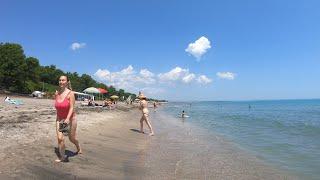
[68,119,82,154]
[144,115,154,136]
[56,121,66,162]
[140,116,144,133]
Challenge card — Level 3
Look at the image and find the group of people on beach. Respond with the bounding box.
[54,75,154,162]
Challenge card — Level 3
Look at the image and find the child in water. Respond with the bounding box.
[181,110,186,118]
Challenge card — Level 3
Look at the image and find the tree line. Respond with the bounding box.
[0,42,138,100]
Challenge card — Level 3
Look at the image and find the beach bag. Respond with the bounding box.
[59,121,70,136]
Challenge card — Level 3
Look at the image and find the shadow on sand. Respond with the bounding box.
[54,147,78,162]
[130,129,142,134]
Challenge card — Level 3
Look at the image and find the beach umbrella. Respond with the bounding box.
[97,88,108,100]
[98,88,108,94]
[83,87,100,94]
[110,95,119,99]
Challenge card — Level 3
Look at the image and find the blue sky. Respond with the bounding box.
[1,0,320,101]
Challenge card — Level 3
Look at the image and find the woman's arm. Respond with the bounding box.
[65,91,75,124]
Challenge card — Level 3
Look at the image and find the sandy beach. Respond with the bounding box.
[0,95,149,179]
[0,96,298,179]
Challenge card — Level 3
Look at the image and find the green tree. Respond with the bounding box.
[25,57,40,82]
[0,42,161,100]
[39,65,63,85]
[107,86,116,96]
[0,43,27,92]
[80,74,96,91]
[118,89,125,100]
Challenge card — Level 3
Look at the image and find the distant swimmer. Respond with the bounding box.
[181,110,189,118]
[249,104,252,110]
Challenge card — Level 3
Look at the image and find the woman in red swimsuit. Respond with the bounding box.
[55,75,82,162]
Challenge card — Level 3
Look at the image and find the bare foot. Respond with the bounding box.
[140,131,145,134]
[77,149,83,154]
[55,158,66,163]
[149,132,154,136]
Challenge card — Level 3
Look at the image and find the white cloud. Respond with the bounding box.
[139,69,155,84]
[94,66,212,97]
[94,69,111,80]
[94,65,156,91]
[140,69,154,78]
[216,72,236,80]
[197,75,212,84]
[158,66,212,85]
[185,36,211,60]
[158,67,190,82]
[182,73,196,83]
[70,42,86,50]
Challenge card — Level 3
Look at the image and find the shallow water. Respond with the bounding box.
[141,108,297,179]
[155,100,320,179]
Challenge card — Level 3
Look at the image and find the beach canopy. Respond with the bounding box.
[98,88,108,94]
[74,91,94,100]
[83,87,100,94]
[110,95,119,99]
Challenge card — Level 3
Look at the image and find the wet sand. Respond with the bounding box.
[0,96,298,179]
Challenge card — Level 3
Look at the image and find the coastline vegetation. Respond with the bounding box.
[0,42,166,102]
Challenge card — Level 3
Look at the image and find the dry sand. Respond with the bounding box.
[0,95,299,179]
[0,95,149,179]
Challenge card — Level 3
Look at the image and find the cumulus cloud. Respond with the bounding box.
[140,69,154,78]
[94,66,212,96]
[216,72,236,80]
[158,66,212,85]
[70,42,86,50]
[197,75,212,84]
[158,67,190,82]
[182,73,196,83]
[94,65,156,91]
[185,36,211,60]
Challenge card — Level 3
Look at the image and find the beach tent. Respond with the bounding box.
[74,92,94,101]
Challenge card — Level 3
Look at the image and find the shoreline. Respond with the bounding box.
[141,110,298,179]
[0,96,299,179]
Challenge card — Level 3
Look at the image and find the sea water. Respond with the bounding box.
[158,99,320,179]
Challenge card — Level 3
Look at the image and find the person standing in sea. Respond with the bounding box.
[139,93,154,136]
[54,75,82,162]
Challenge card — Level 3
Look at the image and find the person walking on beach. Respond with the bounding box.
[54,75,82,162]
[139,93,154,136]
[153,101,157,112]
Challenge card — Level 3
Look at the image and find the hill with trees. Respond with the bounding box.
[0,42,139,100]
